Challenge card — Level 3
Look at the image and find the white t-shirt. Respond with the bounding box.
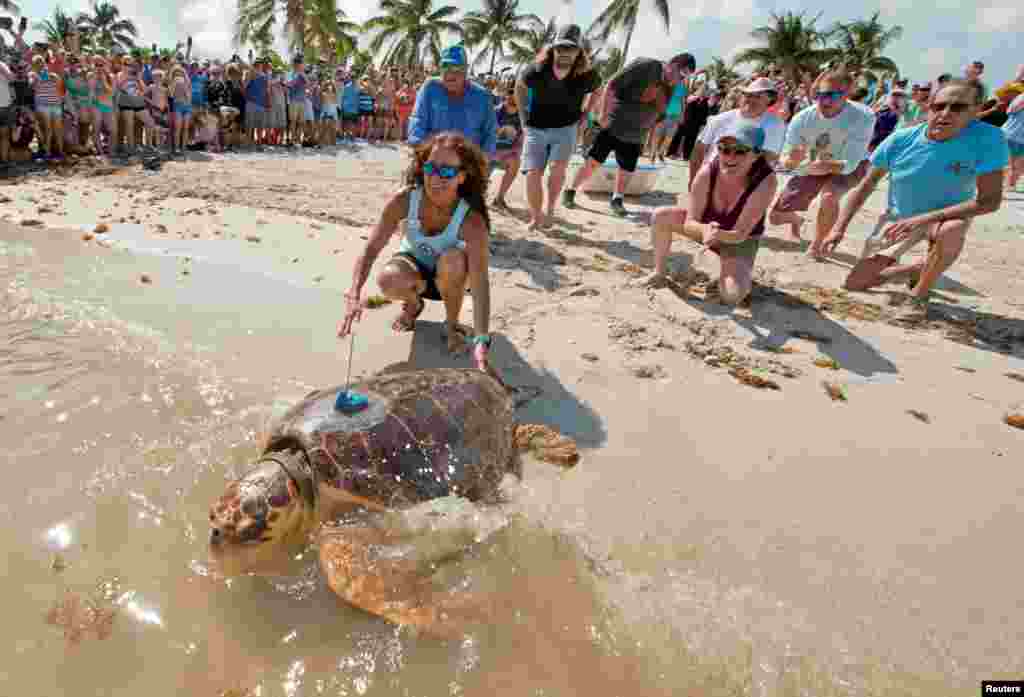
[782,100,876,176]
[698,109,787,160]
[0,62,12,109]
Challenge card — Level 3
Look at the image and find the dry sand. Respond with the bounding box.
[4,144,1024,689]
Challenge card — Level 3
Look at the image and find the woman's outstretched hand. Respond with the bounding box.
[337,293,363,338]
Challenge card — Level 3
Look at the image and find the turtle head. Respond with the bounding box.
[207,450,319,574]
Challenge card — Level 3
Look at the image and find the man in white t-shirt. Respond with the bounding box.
[768,70,876,254]
[688,77,785,190]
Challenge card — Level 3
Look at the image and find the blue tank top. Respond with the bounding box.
[398,188,469,271]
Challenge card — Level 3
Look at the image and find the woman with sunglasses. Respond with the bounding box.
[338,131,494,371]
[640,123,777,306]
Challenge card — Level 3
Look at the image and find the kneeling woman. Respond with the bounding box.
[338,131,493,370]
[645,124,777,305]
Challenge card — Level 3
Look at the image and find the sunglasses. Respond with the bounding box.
[423,162,462,179]
[929,101,972,114]
[717,143,753,156]
[815,90,845,101]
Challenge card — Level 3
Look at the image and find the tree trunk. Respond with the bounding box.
[488,46,497,75]
[620,19,636,66]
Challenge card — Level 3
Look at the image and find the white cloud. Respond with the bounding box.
[971,5,1024,33]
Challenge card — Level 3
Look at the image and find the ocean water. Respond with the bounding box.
[3,217,1022,697]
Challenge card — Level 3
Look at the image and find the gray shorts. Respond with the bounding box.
[522,124,577,173]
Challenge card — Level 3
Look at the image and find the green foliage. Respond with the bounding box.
[586,0,670,65]
[363,0,462,69]
[75,0,138,52]
[462,0,540,75]
[733,11,833,83]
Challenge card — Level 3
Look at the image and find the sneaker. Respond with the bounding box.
[562,189,576,209]
[610,197,629,217]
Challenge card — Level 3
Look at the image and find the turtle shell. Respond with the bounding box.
[263,368,515,508]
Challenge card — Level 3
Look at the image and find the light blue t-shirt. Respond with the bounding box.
[870,121,1009,220]
[341,81,360,114]
[407,78,498,156]
[665,83,687,119]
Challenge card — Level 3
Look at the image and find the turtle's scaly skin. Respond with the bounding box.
[264,368,516,508]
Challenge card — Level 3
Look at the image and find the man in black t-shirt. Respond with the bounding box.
[514,24,601,229]
[564,52,695,217]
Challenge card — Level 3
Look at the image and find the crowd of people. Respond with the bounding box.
[1,17,1021,372]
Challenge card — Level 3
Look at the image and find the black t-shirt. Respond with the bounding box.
[607,58,665,144]
[520,61,601,130]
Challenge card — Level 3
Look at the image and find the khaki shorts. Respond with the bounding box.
[860,213,972,261]
[774,160,869,213]
[288,103,305,123]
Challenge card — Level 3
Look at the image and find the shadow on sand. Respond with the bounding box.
[379,320,607,449]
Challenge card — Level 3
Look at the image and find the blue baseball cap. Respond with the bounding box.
[719,122,765,151]
[439,45,468,68]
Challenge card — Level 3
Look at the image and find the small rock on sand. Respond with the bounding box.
[140,274,153,284]
[245,235,261,243]
[94,223,109,233]
[631,364,666,379]
[569,286,600,298]
[581,353,600,362]
[20,219,44,227]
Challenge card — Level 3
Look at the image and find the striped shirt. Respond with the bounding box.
[31,71,62,107]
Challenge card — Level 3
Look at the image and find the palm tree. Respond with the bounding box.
[592,45,624,81]
[76,0,138,51]
[829,12,902,77]
[0,0,20,48]
[303,0,360,64]
[234,0,305,55]
[506,16,555,67]
[363,0,462,69]
[33,7,77,48]
[462,0,540,75]
[704,56,741,90]
[733,11,832,84]
[586,0,669,66]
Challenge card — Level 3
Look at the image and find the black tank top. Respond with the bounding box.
[699,156,773,238]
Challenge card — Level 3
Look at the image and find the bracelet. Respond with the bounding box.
[470,334,491,347]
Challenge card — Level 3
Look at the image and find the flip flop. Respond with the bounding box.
[391,296,425,332]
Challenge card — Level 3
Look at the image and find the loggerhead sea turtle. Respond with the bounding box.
[207,368,578,636]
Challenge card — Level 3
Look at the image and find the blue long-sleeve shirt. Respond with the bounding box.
[407,78,497,156]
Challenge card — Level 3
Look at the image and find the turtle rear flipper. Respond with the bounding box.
[512,424,579,467]
[317,523,490,639]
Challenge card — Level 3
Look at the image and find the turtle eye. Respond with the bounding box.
[240,496,268,521]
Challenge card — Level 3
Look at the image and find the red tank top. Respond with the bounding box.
[699,157,773,239]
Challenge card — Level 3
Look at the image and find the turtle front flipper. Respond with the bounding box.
[317,521,490,639]
[512,424,580,467]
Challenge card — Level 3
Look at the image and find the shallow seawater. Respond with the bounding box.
[0,226,675,697]
[4,216,1024,697]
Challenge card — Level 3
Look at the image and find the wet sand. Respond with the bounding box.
[3,144,1024,694]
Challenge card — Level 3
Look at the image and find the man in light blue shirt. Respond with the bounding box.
[407,45,497,156]
[826,79,1009,317]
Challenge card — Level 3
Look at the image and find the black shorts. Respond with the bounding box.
[392,252,442,301]
[587,129,642,173]
[0,106,14,128]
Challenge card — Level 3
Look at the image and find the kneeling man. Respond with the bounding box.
[825,80,1009,317]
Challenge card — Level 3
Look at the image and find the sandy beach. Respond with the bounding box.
[3,144,1024,694]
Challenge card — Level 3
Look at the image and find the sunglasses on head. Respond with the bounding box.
[929,101,972,114]
[815,90,845,101]
[717,142,753,156]
[423,162,461,179]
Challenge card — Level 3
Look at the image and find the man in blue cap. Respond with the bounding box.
[407,45,497,156]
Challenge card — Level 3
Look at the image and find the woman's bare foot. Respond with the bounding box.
[445,323,469,355]
[527,214,548,231]
[391,296,425,332]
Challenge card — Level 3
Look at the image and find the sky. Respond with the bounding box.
[9,0,1024,86]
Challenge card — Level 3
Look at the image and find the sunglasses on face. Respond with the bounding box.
[929,101,972,114]
[423,162,462,179]
[815,90,845,101]
[717,143,753,156]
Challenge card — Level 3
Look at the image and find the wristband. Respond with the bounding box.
[470,334,491,348]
